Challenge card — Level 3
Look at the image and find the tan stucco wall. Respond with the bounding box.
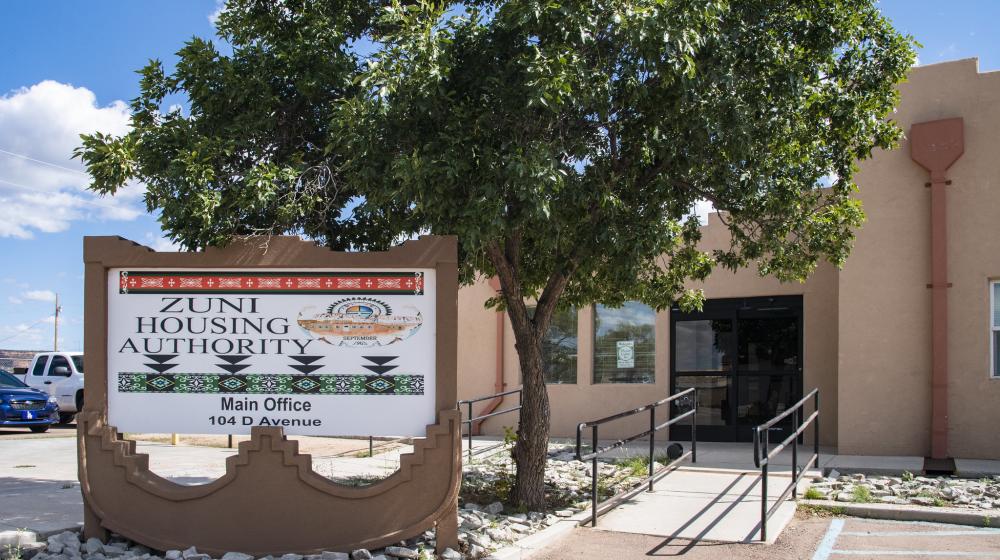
[838,58,1000,458]
[690,215,840,447]
[455,58,1000,458]
[458,219,840,444]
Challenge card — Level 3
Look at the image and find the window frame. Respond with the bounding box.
[530,305,579,385]
[991,280,1000,379]
[592,301,657,385]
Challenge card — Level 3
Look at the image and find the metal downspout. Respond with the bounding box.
[909,117,964,461]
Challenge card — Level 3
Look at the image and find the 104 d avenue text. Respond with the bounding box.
[212,396,322,427]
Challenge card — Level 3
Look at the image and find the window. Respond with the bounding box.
[992,281,1000,378]
[541,307,578,384]
[31,355,49,376]
[49,355,71,376]
[675,320,733,371]
[594,302,656,384]
[72,355,84,373]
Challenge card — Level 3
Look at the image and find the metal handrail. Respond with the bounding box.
[575,388,698,527]
[753,388,820,542]
[457,387,523,461]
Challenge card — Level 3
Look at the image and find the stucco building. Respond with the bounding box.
[456,58,1000,461]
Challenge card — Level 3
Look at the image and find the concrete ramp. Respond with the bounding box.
[593,468,809,544]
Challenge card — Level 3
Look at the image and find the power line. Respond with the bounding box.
[0,315,54,345]
[0,147,90,177]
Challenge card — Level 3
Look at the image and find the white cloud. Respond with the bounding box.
[209,0,225,25]
[0,80,143,238]
[23,290,56,302]
[7,296,22,305]
[0,320,46,348]
[143,231,182,252]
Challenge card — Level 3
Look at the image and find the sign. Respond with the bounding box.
[81,236,460,555]
[107,268,436,436]
[616,340,635,368]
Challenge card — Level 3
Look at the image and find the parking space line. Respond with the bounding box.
[830,551,1000,557]
[841,531,1000,537]
[812,518,845,560]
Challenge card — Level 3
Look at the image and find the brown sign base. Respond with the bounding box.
[79,411,460,555]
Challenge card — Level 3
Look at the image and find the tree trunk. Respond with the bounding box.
[508,318,550,511]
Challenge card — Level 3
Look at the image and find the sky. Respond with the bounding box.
[0,0,998,352]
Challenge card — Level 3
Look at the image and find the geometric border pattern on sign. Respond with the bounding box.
[119,270,424,295]
[117,373,424,395]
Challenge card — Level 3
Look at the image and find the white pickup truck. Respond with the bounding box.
[20,352,84,424]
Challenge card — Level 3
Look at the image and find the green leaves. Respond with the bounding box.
[74,0,914,309]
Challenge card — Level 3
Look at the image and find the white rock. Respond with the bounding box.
[84,539,105,556]
[221,553,254,560]
[350,551,372,560]
[439,548,462,560]
[0,530,39,552]
[554,510,573,518]
[164,552,181,560]
[381,547,418,559]
[484,502,504,515]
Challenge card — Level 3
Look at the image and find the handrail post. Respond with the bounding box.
[467,401,474,462]
[814,390,820,467]
[691,390,698,464]
[791,407,798,499]
[648,405,655,492]
[761,426,769,542]
[591,425,599,527]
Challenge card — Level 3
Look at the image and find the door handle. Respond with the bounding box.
[44,381,52,385]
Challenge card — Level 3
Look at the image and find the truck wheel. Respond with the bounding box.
[76,391,84,413]
[30,426,50,433]
[58,412,76,424]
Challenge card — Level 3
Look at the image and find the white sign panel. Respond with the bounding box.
[107,268,436,436]
[616,340,635,368]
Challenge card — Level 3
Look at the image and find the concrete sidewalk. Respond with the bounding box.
[594,468,809,544]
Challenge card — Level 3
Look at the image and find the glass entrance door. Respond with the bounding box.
[670,296,802,442]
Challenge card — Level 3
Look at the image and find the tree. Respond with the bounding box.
[77,0,914,510]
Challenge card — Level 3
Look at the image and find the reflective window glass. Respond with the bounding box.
[542,307,577,384]
[738,318,799,371]
[594,302,655,384]
[675,320,733,371]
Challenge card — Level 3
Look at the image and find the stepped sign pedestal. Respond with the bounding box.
[80,235,460,555]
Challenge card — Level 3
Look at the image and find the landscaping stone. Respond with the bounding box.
[382,547,418,559]
[221,553,254,560]
[349,551,372,560]
[810,472,1000,510]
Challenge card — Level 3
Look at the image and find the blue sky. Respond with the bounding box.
[0,0,998,351]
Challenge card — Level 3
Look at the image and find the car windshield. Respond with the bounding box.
[72,355,84,373]
[0,371,28,388]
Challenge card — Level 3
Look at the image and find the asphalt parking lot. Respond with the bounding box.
[531,514,1000,559]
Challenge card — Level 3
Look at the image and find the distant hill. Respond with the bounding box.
[0,349,43,371]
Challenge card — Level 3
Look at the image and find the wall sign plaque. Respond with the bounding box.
[80,236,460,555]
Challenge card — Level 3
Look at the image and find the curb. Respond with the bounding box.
[800,499,1000,527]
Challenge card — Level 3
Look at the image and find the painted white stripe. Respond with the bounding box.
[832,551,1000,557]
[841,530,1000,537]
[812,518,845,560]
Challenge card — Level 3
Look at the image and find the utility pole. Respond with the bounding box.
[54,293,61,351]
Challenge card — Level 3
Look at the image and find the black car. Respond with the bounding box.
[0,369,59,432]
